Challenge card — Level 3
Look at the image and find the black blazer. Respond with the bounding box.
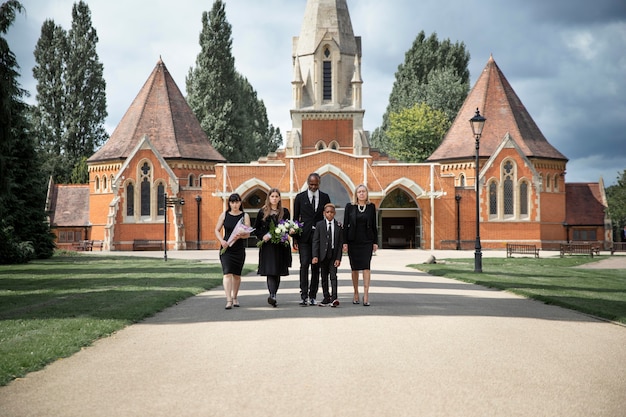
[312,218,343,262]
[293,190,331,244]
[343,203,377,243]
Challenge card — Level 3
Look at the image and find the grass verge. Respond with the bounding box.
[412,256,626,325]
[0,254,254,386]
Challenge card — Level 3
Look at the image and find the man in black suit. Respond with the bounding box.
[312,203,343,307]
[293,173,331,306]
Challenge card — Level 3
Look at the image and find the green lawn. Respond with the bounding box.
[412,256,626,325]
[0,254,253,386]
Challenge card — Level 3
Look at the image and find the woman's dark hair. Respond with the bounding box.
[226,193,242,213]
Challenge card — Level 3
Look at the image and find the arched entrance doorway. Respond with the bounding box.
[379,188,421,249]
[320,174,351,223]
[241,188,267,248]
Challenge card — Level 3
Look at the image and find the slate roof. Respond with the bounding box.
[88,59,225,163]
[428,55,567,163]
[48,184,91,227]
[565,183,606,226]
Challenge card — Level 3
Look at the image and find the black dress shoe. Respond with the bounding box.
[267,296,277,307]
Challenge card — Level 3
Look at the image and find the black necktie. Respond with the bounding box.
[311,195,316,210]
[327,222,332,249]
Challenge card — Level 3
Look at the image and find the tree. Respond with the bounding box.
[32,19,68,181]
[0,0,55,263]
[372,31,470,153]
[186,0,281,163]
[606,170,626,240]
[236,73,282,159]
[32,0,107,184]
[386,103,450,163]
[64,1,107,180]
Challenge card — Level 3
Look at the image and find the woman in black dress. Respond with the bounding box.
[342,184,378,306]
[254,188,292,307]
[215,193,251,309]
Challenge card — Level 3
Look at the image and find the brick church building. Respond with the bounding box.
[47,0,611,252]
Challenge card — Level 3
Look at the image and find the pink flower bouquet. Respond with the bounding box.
[220,218,254,255]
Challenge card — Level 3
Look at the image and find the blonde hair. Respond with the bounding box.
[261,188,285,221]
[352,184,370,205]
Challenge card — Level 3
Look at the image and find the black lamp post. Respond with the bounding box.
[195,195,202,250]
[455,194,462,250]
[470,108,486,273]
[164,193,185,261]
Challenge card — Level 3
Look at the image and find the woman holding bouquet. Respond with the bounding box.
[253,188,293,307]
[215,193,252,309]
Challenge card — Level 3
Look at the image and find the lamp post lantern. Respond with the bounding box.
[470,108,486,273]
[163,193,185,261]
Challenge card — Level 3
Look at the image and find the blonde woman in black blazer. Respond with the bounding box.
[342,184,378,306]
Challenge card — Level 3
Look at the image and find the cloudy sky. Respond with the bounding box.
[7,0,626,185]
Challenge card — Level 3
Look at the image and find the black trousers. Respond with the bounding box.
[298,241,319,299]
[320,256,338,301]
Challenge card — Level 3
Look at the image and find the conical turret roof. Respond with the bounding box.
[88,59,225,163]
[428,56,567,162]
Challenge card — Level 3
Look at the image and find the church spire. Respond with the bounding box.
[287,0,369,156]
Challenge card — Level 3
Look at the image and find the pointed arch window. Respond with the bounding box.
[489,181,498,216]
[140,177,151,216]
[157,183,165,216]
[459,174,466,187]
[102,175,107,192]
[323,47,332,101]
[95,176,100,192]
[553,174,559,191]
[126,183,135,217]
[503,160,514,216]
[520,181,529,216]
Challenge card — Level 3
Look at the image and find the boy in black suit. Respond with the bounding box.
[312,203,343,307]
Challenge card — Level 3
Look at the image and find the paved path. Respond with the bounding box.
[1,250,625,416]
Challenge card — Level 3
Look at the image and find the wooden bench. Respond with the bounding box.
[610,242,626,255]
[560,243,595,257]
[506,243,539,258]
[73,240,93,251]
[133,240,163,251]
[92,240,103,251]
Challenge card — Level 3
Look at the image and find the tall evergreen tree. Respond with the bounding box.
[371,31,470,153]
[64,0,107,183]
[236,73,282,160]
[0,0,55,263]
[186,0,240,161]
[186,0,281,163]
[32,19,68,181]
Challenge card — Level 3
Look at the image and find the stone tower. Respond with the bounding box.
[286,0,369,156]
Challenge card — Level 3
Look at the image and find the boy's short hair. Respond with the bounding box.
[324,203,336,211]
